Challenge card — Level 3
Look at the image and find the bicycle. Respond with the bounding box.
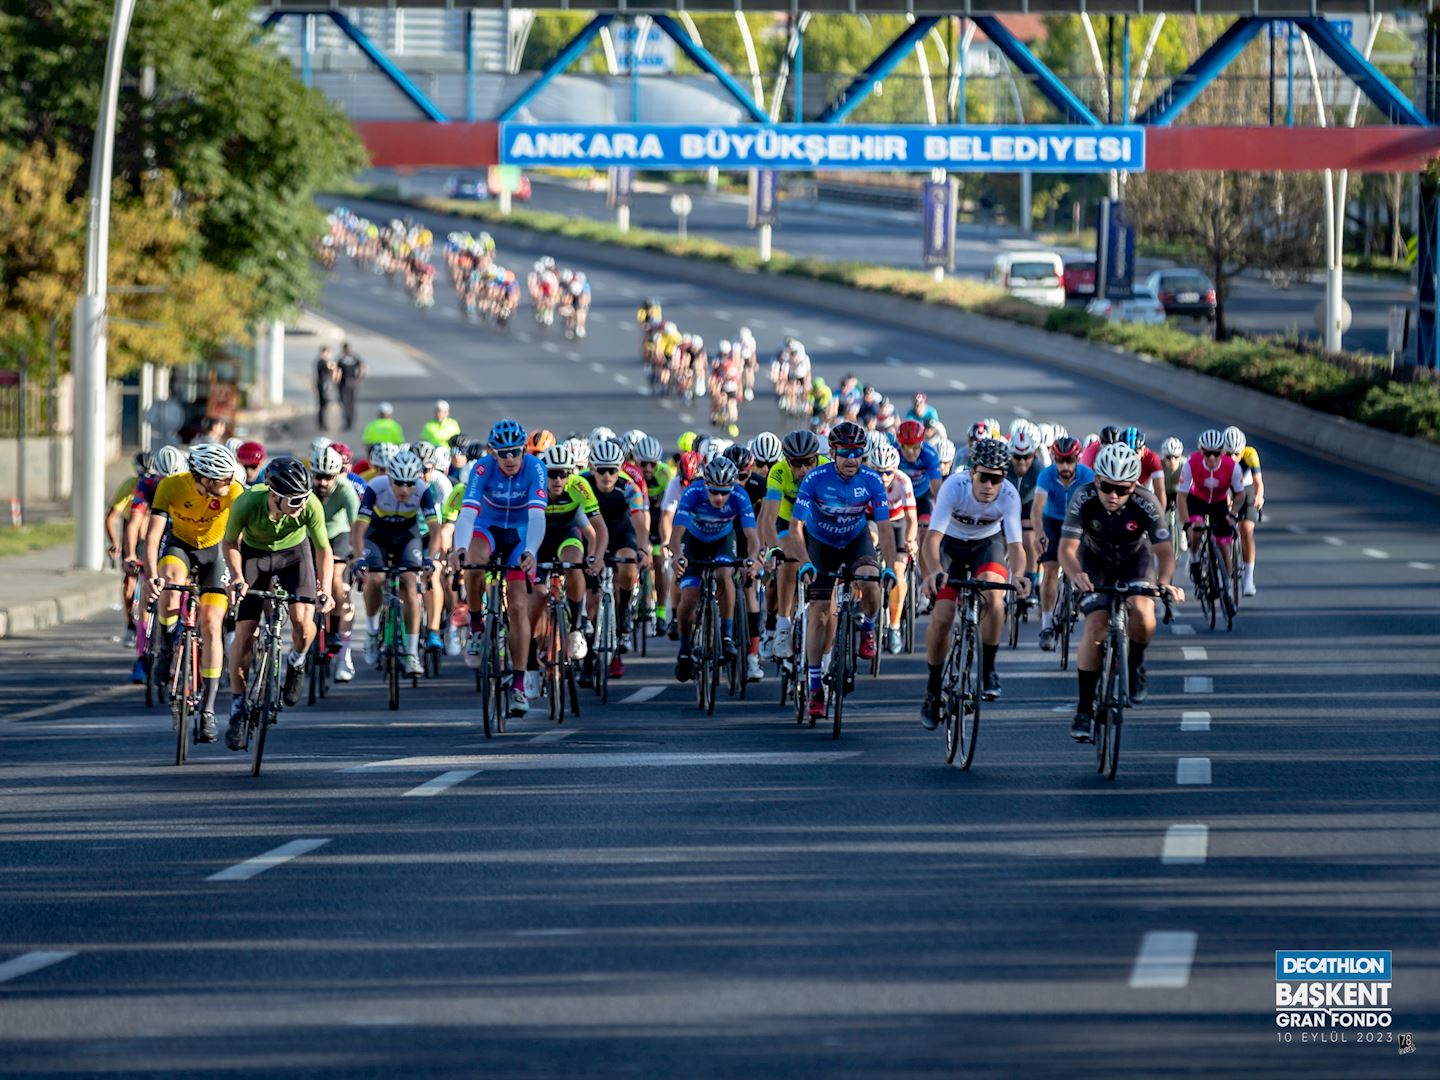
[686,556,741,716]
[900,552,920,654]
[237,577,290,778]
[463,559,527,737]
[803,562,891,740]
[631,557,655,658]
[1005,581,1031,650]
[156,583,202,766]
[365,564,423,711]
[935,577,1016,769]
[1187,518,1235,632]
[306,621,332,706]
[591,556,635,706]
[1081,583,1174,781]
[534,561,584,725]
[1051,568,1079,671]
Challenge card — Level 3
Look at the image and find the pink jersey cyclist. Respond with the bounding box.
[1178,448,1243,543]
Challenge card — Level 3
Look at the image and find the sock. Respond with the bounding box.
[1130,640,1148,673]
[656,602,667,621]
[776,615,791,630]
[860,614,875,633]
[721,617,733,639]
[748,635,759,656]
[512,671,525,690]
[1041,611,1054,630]
[159,613,178,630]
[366,614,380,634]
[201,674,221,713]
[566,597,581,627]
[403,633,418,656]
[618,589,633,621]
[808,664,823,691]
[471,611,484,633]
[1078,668,1101,713]
[680,634,692,656]
[981,643,999,679]
[927,662,943,696]
[765,609,777,631]
[289,649,306,669]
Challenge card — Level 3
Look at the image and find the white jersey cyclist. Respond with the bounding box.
[929,468,1024,544]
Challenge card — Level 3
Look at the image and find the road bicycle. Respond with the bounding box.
[936,576,1016,769]
[1051,568,1080,671]
[238,577,291,778]
[899,552,920,654]
[463,559,526,737]
[687,556,741,716]
[156,583,202,766]
[803,561,891,740]
[535,561,585,725]
[365,564,423,711]
[1081,583,1174,781]
[1188,517,1235,632]
[306,621,332,706]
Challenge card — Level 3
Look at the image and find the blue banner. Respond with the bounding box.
[749,169,779,228]
[500,124,1145,173]
[922,176,956,269]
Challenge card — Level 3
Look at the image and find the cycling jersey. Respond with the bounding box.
[223,485,329,553]
[441,484,465,525]
[929,470,1023,543]
[151,474,244,549]
[1061,483,1169,564]
[898,443,942,495]
[645,461,676,502]
[742,472,768,514]
[765,457,830,521]
[1008,463,1039,510]
[882,470,917,521]
[1178,451,1243,506]
[130,474,161,513]
[791,463,890,547]
[462,454,547,528]
[322,481,361,542]
[1236,446,1262,487]
[546,474,601,519]
[673,484,756,543]
[110,476,138,513]
[358,474,440,535]
[1035,463,1096,521]
[581,473,646,528]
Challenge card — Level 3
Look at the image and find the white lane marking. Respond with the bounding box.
[750,318,767,328]
[590,311,607,323]
[1170,623,1196,636]
[1362,548,1389,560]
[636,387,651,398]
[0,951,77,985]
[679,413,694,424]
[402,770,479,798]
[948,379,968,391]
[619,685,666,705]
[658,398,674,410]
[1177,758,1213,785]
[567,351,581,362]
[357,751,861,771]
[1130,931,1197,988]
[1162,824,1209,865]
[979,392,999,404]
[851,346,870,357]
[541,341,558,353]
[715,310,732,320]
[614,373,630,385]
[783,326,802,338]
[1010,405,1032,418]
[1184,676,1213,694]
[528,729,575,744]
[1181,711,1211,732]
[206,839,331,883]
[817,335,837,348]
[1410,561,1436,570]
[589,361,606,373]
[5,685,132,724]
[618,287,638,299]
[1181,646,1208,661]
[1283,524,1307,534]
[1323,536,1344,546]
[515,331,532,344]
[917,366,935,379]
[885,356,904,367]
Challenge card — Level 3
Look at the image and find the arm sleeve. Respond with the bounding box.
[929,476,956,533]
[737,492,757,529]
[305,498,330,549]
[356,487,377,521]
[455,506,477,552]
[1060,489,1087,539]
[523,506,545,557]
[1001,488,1023,544]
[1229,466,1245,494]
[661,477,683,513]
[419,487,439,521]
[340,482,361,522]
[1177,462,1194,495]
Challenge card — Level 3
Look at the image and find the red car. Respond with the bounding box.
[1063,258,1097,299]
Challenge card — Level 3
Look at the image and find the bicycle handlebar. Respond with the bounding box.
[1087,582,1176,622]
[934,575,1018,594]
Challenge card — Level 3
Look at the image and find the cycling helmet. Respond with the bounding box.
[703,456,738,489]
[634,436,663,464]
[619,429,646,454]
[488,419,526,451]
[722,443,755,472]
[1222,426,1247,454]
[388,451,424,486]
[927,421,948,445]
[1052,424,1069,440]
[691,335,704,352]
[703,438,734,464]
[1083,433,1101,447]
[1010,428,1038,456]
[448,431,469,450]
[310,435,332,459]
[265,456,312,497]
[133,450,154,476]
[936,439,957,465]
[464,439,487,462]
[782,429,821,462]
[871,441,901,472]
[369,443,399,471]
[1160,436,1186,458]
[677,450,702,483]
[590,439,625,469]
[1051,436,1082,463]
[543,443,576,472]
[677,431,698,453]
[311,445,345,476]
[224,436,243,453]
[981,418,1002,438]
[155,445,189,477]
[1037,422,1055,449]
[1099,424,1122,445]
[1094,443,1142,484]
[827,420,867,451]
[236,441,265,468]
[966,421,992,443]
[866,430,890,458]
[749,431,783,464]
[1120,426,1147,452]
[589,426,617,447]
[526,429,556,455]
[969,438,1010,473]
[718,340,732,356]
[1197,428,1226,452]
[416,442,445,470]
[897,419,926,446]
[332,442,353,465]
[188,442,237,481]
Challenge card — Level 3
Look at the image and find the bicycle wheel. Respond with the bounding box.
[705,594,722,716]
[1057,586,1072,671]
[319,651,331,699]
[1099,635,1127,781]
[903,571,917,653]
[1220,584,1235,632]
[735,601,749,700]
[307,644,320,706]
[596,595,612,705]
[1006,592,1020,649]
[695,601,710,713]
[386,644,400,711]
[478,623,495,738]
[942,640,963,765]
[173,635,191,766]
[830,604,850,740]
[250,650,273,778]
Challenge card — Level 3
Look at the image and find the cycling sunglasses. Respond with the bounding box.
[593,467,619,476]
[1097,480,1135,496]
[973,471,1006,486]
[277,493,310,510]
[832,445,866,459]
[493,447,524,459]
[705,485,733,496]
[546,469,573,480]
[1202,450,1223,459]
[787,456,818,469]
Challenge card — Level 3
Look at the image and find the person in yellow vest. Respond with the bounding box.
[361,401,405,447]
[419,399,461,449]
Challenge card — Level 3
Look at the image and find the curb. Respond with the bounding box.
[347,193,1440,497]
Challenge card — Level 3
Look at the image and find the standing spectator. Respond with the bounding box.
[336,341,366,430]
[193,416,227,445]
[361,401,405,448]
[315,346,340,430]
[418,399,461,449]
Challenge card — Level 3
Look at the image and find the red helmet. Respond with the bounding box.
[896,419,926,446]
[236,441,265,468]
[1051,436,1082,462]
[677,450,702,483]
[331,442,353,465]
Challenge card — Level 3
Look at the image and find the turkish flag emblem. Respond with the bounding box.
[210,498,222,511]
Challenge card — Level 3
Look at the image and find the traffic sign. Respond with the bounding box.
[670,193,693,216]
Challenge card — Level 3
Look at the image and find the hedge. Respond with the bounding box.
[353,189,1440,445]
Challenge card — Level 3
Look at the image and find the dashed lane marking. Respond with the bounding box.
[403,770,479,797]
[817,335,837,348]
[979,392,999,404]
[885,356,904,367]
[1162,824,1209,865]
[917,366,935,379]
[1170,623,1196,636]
[619,686,665,705]
[1283,524,1307,534]
[0,951,77,985]
[1181,711,1211,732]
[590,362,606,374]
[1177,758,1213,785]
[528,729,575,744]
[4,685,133,724]
[1011,405,1032,418]
[355,751,861,771]
[1410,562,1436,570]
[1362,548,1389,560]
[206,839,331,883]
[567,351,581,362]
[1183,676,1213,694]
[1323,536,1344,546]
[1130,931,1197,989]
[715,310,732,320]
[614,373,631,385]
[948,379,967,391]
[851,346,870,357]
[1181,646,1208,661]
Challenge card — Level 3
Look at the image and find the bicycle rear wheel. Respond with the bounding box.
[250,650,273,778]
[173,637,191,766]
[1099,638,1126,781]
[1006,593,1020,649]
[478,625,495,738]
[705,594,721,716]
[830,606,851,740]
[1057,588,1072,671]
[958,620,983,769]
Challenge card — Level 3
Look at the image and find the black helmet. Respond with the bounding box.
[722,443,755,471]
[133,450,154,476]
[1099,424,1122,445]
[265,455,312,497]
[781,429,821,462]
[464,439,487,461]
[448,431,469,450]
[828,420,867,451]
[969,438,1011,473]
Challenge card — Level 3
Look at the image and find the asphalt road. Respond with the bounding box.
[372,167,1414,358]
[1,206,1437,1077]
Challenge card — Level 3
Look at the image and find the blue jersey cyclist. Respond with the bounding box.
[1030,435,1094,652]
[668,455,761,685]
[454,418,548,718]
[784,420,898,720]
[895,419,943,522]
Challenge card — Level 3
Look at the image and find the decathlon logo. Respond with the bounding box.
[1275,951,1395,1043]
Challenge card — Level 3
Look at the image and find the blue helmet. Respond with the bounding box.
[1120,426,1146,452]
[488,419,526,451]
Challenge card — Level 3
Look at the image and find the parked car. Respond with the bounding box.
[1086,286,1168,326]
[991,251,1066,308]
[489,172,533,201]
[1063,257,1097,299]
[444,173,490,200]
[1145,269,1217,321]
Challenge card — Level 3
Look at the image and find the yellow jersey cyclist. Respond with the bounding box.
[760,429,828,660]
[221,457,334,749]
[311,444,362,683]
[415,442,454,653]
[106,450,152,651]
[1224,426,1264,597]
[631,435,675,632]
[142,442,244,744]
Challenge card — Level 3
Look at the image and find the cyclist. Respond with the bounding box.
[1225,426,1264,597]
[222,457,334,748]
[917,438,1028,728]
[1176,428,1243,586]
[1007,425,1042,600]
[785,421,897,720]
[669,456,761,683]
[235,441,266,487]
[143,442,243,744]
[632,435,674,632]
[657,449,703,639]
[1160,437,1186,510]
[895,419,942,525]
[761,429,827,660]
[455,419,547,717]
[870,440,917,655]
[936,438,957,478]
[1119,426,1167,510]
[1030,436,1093,651]
[352,450,442,679]
[1079,424,1122,467]
[311,443,361,683]
[725,442,767,682]
[1057,444,1182,742]
[582,440,649,681]
[106,451,151,650]
[416,443,454,652]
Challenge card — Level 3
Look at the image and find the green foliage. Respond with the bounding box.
[0,521,75,558]
[520,13,607,72]
[1358,381,1440,440]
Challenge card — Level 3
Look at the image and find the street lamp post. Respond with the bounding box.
[72,0,137,570]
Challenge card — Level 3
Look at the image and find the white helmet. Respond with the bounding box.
[588,426,616,448]
[590,439,625,469]
[188,442,237,481]
[1160,436,1185,458]
[936,439,957,464]
[634,436,664,463]
[927,420,948,445]
[566,437,591,470]
[311,445,345,476]
[749,431,783,464]
[1093,444,1142,484]
[310,436,333,461]
[1052,423,1069,440]
[691,335,704,352]
[866,430,890,458]
[1083,433,1101,447]
[702,437,732,463]
[1198,428,1226,452]
[155,445,189,477]
[1010,428,1038,456]
[1222,425,1247,454]
[370,443,399,470]
[1037,422,1055,449]
[718,339,732,355]
[224,437,244,454]
[388,451,424,485]
[620,429,646,454]
[1008,418,1029,438]
[871,441,900,471]
[543,443,576,472]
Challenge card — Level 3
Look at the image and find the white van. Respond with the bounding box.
[991,251,1067,308]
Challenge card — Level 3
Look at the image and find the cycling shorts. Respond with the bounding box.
[1039,516,1065,565]
[1187,500,1234,543]
[680,533,737,589]
[364,532,424,574]
[936,534,1009,601]
[537,518,585,566]
[236,540,317,622]
[160,536,228,595]
[803,530,880,603]
[1077,546,1156,617]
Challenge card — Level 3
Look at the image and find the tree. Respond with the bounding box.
[0,0,366,331]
